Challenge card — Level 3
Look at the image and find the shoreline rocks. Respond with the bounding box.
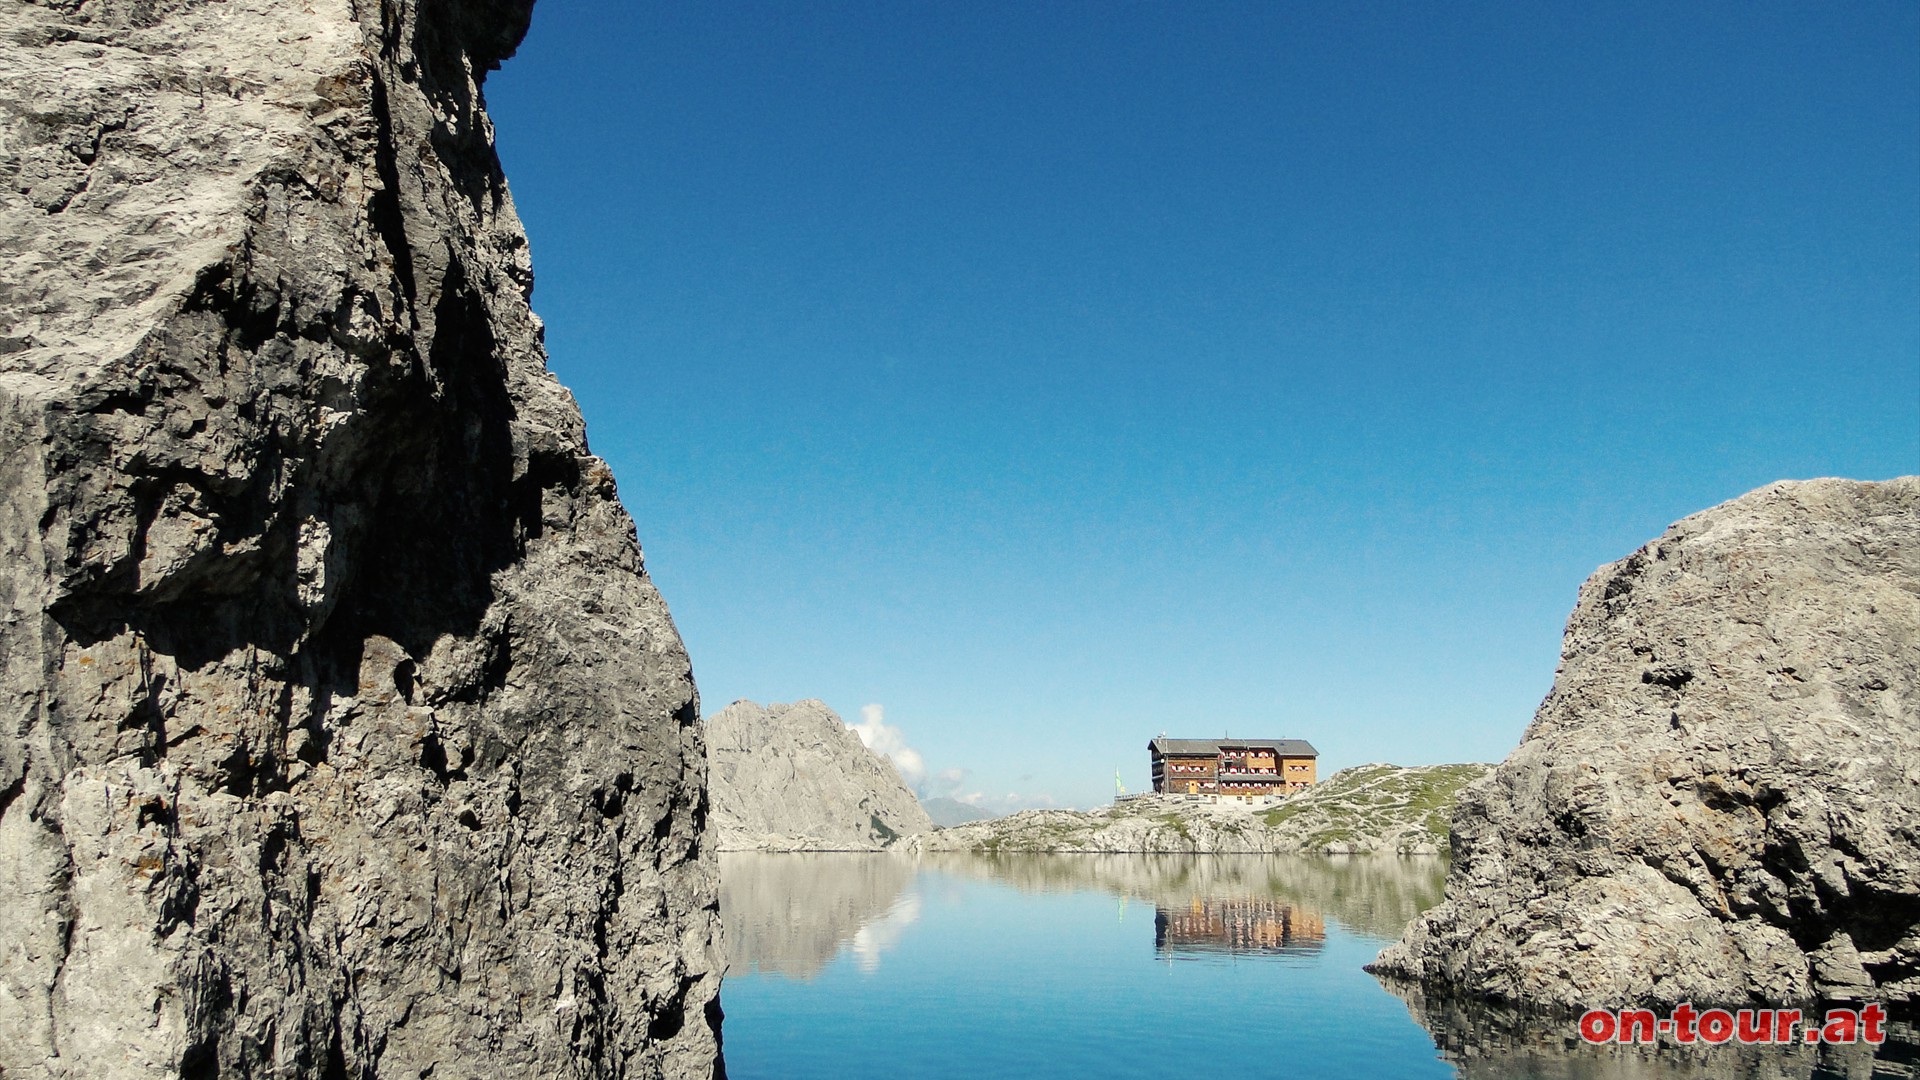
[1371,477,1920,1014]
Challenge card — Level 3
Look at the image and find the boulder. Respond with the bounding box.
[1372,478,1920,1013]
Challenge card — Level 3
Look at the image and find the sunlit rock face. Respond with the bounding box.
[0,1,720,1076]
[706,700,934,851]
[1373,478,1920,1014]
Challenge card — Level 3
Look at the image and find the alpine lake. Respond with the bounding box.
[717,852,1918,1080]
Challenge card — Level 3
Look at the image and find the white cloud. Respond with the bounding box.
[848,890,922,973]
[955,789,1062,813]
[847,707,1065,811]
[849,704,927,790]
[927,767,969,799]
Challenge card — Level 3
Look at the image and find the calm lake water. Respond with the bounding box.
[717,852,1917,1080]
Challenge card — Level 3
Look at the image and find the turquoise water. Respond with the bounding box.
[717,852,1918,1080]
[718,853,1454,1080]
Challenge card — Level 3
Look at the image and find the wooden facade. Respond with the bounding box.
[1147,737,1318,796]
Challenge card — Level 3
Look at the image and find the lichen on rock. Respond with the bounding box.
[0,0,721,1076]
[1370,477,1920,1014]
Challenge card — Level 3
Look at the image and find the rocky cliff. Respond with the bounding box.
[706,700,934,850]
[0,2,720,1077]
[1372,478,1919,1013]
[902,763,1493,855]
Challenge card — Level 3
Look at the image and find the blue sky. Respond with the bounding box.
[488,1,1919,811]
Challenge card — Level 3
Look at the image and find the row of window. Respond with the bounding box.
[1161,761,1311,772]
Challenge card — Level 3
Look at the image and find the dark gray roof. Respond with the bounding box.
[1149,737,1318,758]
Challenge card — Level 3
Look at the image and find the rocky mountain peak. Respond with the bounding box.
[706,699,935,850]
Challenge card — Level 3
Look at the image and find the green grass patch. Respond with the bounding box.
[1260,802,1308,828]
[1306,826,1360,849]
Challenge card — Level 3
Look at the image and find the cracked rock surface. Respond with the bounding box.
[1371,478,1920,1013]
[706,700,933,851]
[0,0,721,1075]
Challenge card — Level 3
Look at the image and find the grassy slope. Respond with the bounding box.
[1257,763,1493,851]
[908,763,1495,855]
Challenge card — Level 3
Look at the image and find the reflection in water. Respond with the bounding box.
[917,851,1447,941]
[848,888,921,973]
[720,852,917,979]
[720,852,1463,1080]
[1155,896,1326,959]
[722,851,1920,1079]
[1379,977,1920,1080]
[721,851,1444,980]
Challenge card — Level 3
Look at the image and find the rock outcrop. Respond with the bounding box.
[902,763,1493,855]
[0,2,720,1077]
[1372,478,1920,1014]
[706,700,934,850]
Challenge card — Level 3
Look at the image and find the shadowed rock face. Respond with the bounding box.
[1372,478,1920,1015]
[0,1,720,1077]
[1380,980,1919,1080]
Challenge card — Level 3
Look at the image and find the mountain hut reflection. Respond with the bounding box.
[1154,896,1325,958]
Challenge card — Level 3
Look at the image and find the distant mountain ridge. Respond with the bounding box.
[706,700,935,850]
[922,797,994,828]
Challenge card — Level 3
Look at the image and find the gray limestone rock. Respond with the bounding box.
[705,700,934,851]
[1371,477,1920,1014]
[0,1,720,1076]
